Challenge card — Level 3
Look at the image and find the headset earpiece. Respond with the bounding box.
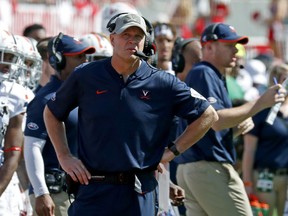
[172,37,198,73]
[107,23,116,33]
[142,19,156,57]
[49,32,66,71]
[106,13,156,57]
[106,12,129,33]
[204,23,220,42]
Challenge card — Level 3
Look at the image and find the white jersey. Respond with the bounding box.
[0,80,28,148]
[0,81,31,216]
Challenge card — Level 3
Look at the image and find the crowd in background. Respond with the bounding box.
[1,0,288,216]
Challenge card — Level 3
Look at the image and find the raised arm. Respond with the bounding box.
[213,84,286,131]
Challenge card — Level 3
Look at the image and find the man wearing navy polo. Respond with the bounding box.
[175,23,287,216]
[24,34,95,216]
[43,13,218,215]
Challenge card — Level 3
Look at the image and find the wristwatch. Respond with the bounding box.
[168,142,180,156]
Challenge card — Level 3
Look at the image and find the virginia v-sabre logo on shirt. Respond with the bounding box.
[140,90,150,100]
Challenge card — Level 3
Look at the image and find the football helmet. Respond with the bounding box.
[80,33,113,62]
[14,35,42,90]
[0,29,23,82]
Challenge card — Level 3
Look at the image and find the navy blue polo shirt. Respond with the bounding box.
[175,61,235,164]
[24,75,78,169]
[248,109,288,169]
[47,58,210,172]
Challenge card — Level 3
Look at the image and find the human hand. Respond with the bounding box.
[157,163,167,174]
[169,182,185,206]
[258,84,286,108]
[35,194,55,216]
[160,148,176,164]
[58,154,91,185]
[234,117,254,137]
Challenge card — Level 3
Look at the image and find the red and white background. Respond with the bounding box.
[1,0,288,63]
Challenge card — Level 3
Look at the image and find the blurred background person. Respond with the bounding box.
[152,22,184,216]
[242,63,288,216]
[15,35,43,92]
[80,32,113,61]
[153,22,177,75]
[170,0,194,38]
[34,37,55,93]
[171,36,202,81]
[22,23,46,42]
[245,58,268,96]
[170,36,202,216]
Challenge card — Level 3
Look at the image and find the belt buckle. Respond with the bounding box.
[91,175,106,181]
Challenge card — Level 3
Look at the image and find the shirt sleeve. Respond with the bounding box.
[171,75,211,124]
[23,136,49,197]
[24,96,49,139]
[47,70,79,121]
[186,65,229,111]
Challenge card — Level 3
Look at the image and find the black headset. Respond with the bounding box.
[48,32,65,71]
[106,12,156,57]
[172,37,198,73]
[202,23,220,42]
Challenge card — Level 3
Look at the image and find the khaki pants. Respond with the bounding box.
[30,191,71,216]
[176,161,253,216]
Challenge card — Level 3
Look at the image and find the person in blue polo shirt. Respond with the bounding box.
[174,23,287,216]
[43,13,218,216]
[242,63,288,216]
[23,33,95,216]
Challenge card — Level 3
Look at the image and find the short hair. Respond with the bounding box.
[23,24,46,37]
[36,37,53,61]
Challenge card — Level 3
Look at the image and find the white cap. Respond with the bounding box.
[245,59,267,86]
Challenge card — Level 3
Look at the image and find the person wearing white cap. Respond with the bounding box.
[153,22,177,75]
[245,59,268,95]
[243,63,288,216]
[42,12,218,215]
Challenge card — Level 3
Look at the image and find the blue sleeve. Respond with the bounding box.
[171,75,210,124]
[247,110,267,137]
[24,96,48,139]
[186,65,229,111]
[47,70,80,121]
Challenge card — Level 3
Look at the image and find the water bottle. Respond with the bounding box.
[250,200,263,216]
[260,202,269,216]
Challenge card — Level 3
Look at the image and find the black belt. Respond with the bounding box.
[258,168,288,176]
[89,168,156,185]
[90,172,135,184]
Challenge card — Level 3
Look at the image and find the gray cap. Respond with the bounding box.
[113,13,147,36]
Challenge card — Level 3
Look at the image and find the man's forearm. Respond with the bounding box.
[175,105,218,153]
[43,106,71,160]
